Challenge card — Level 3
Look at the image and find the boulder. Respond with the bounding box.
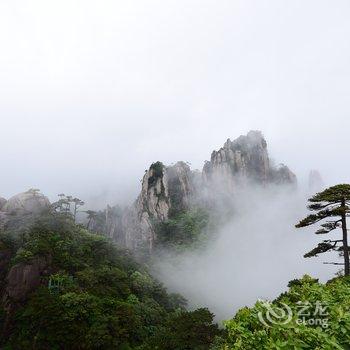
[2,189,50,214]
[3,257,48,305]
[1,257,50,339]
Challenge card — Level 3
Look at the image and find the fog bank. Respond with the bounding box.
[154,186,337,321]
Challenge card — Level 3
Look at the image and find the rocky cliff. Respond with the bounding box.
[104,131,296,253]
[102,161,195,252]
[203,131,296,190]
[0,132,297,254]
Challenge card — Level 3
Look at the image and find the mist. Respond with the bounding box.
[0,0,349,323]
[1,1,350,202]
[153,185,338,321]
[2,2,350,348]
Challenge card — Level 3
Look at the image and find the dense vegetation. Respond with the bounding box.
[1,185,350,349]
[220,275,350,349]
[0,212,220,349]
[148,161,165,187]
[155,208,211,251]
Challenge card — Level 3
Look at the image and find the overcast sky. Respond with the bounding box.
[1,0,350,204]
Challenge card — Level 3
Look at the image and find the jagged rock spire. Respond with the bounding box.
[203,131,296,190]
[107,131,297,252]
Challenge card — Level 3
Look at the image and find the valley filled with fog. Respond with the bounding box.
[154,185,336,320]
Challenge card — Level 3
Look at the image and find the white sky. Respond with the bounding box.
[1,0,350,203]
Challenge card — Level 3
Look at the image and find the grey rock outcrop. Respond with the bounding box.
[102,161,195,252]
[2,189,50,214]
[1,257,50,338]
[0,190,51,231]
[136,161,194,222]
[3,257,48,305]
[104,131,297,253]
[203,131,296,191]
[271,164,297,184]
[137,161,170,222]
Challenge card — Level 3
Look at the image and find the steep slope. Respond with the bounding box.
[99,131,296,253]
[0,212,220,349]
[103,161,195,252]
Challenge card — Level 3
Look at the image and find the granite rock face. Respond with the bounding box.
[137,161,170,222]
[3,258,48,305]
[116,132,295,251]
[0,190,51,231]
[106,161,195,252]
[136,161,194,222]
[203,131,296,191]
[271,164,298,185]
[105,131,296,252]
[2,189,50,214]
[1,257,50,338]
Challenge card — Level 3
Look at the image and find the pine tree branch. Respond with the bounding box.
[304,242,336,258]
[308,202,338,211]
[315,221,342,234]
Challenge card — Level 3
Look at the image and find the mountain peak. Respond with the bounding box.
[102,131,296,252]
[204,131,295,187]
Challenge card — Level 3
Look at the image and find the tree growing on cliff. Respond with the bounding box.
[51,194,84,222]
[296,184,350,276]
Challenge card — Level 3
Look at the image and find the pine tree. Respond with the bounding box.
[296,184,350,276]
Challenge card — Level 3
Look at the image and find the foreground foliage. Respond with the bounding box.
[0,213,220,349]
[221,275,350,349]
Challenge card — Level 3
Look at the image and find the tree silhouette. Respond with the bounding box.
[72,198,85,222]
[52,194,84,222]
[85,210,98,230]
[296,184,350,275]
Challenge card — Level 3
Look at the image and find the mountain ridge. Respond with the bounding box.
[102,131,296,252]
